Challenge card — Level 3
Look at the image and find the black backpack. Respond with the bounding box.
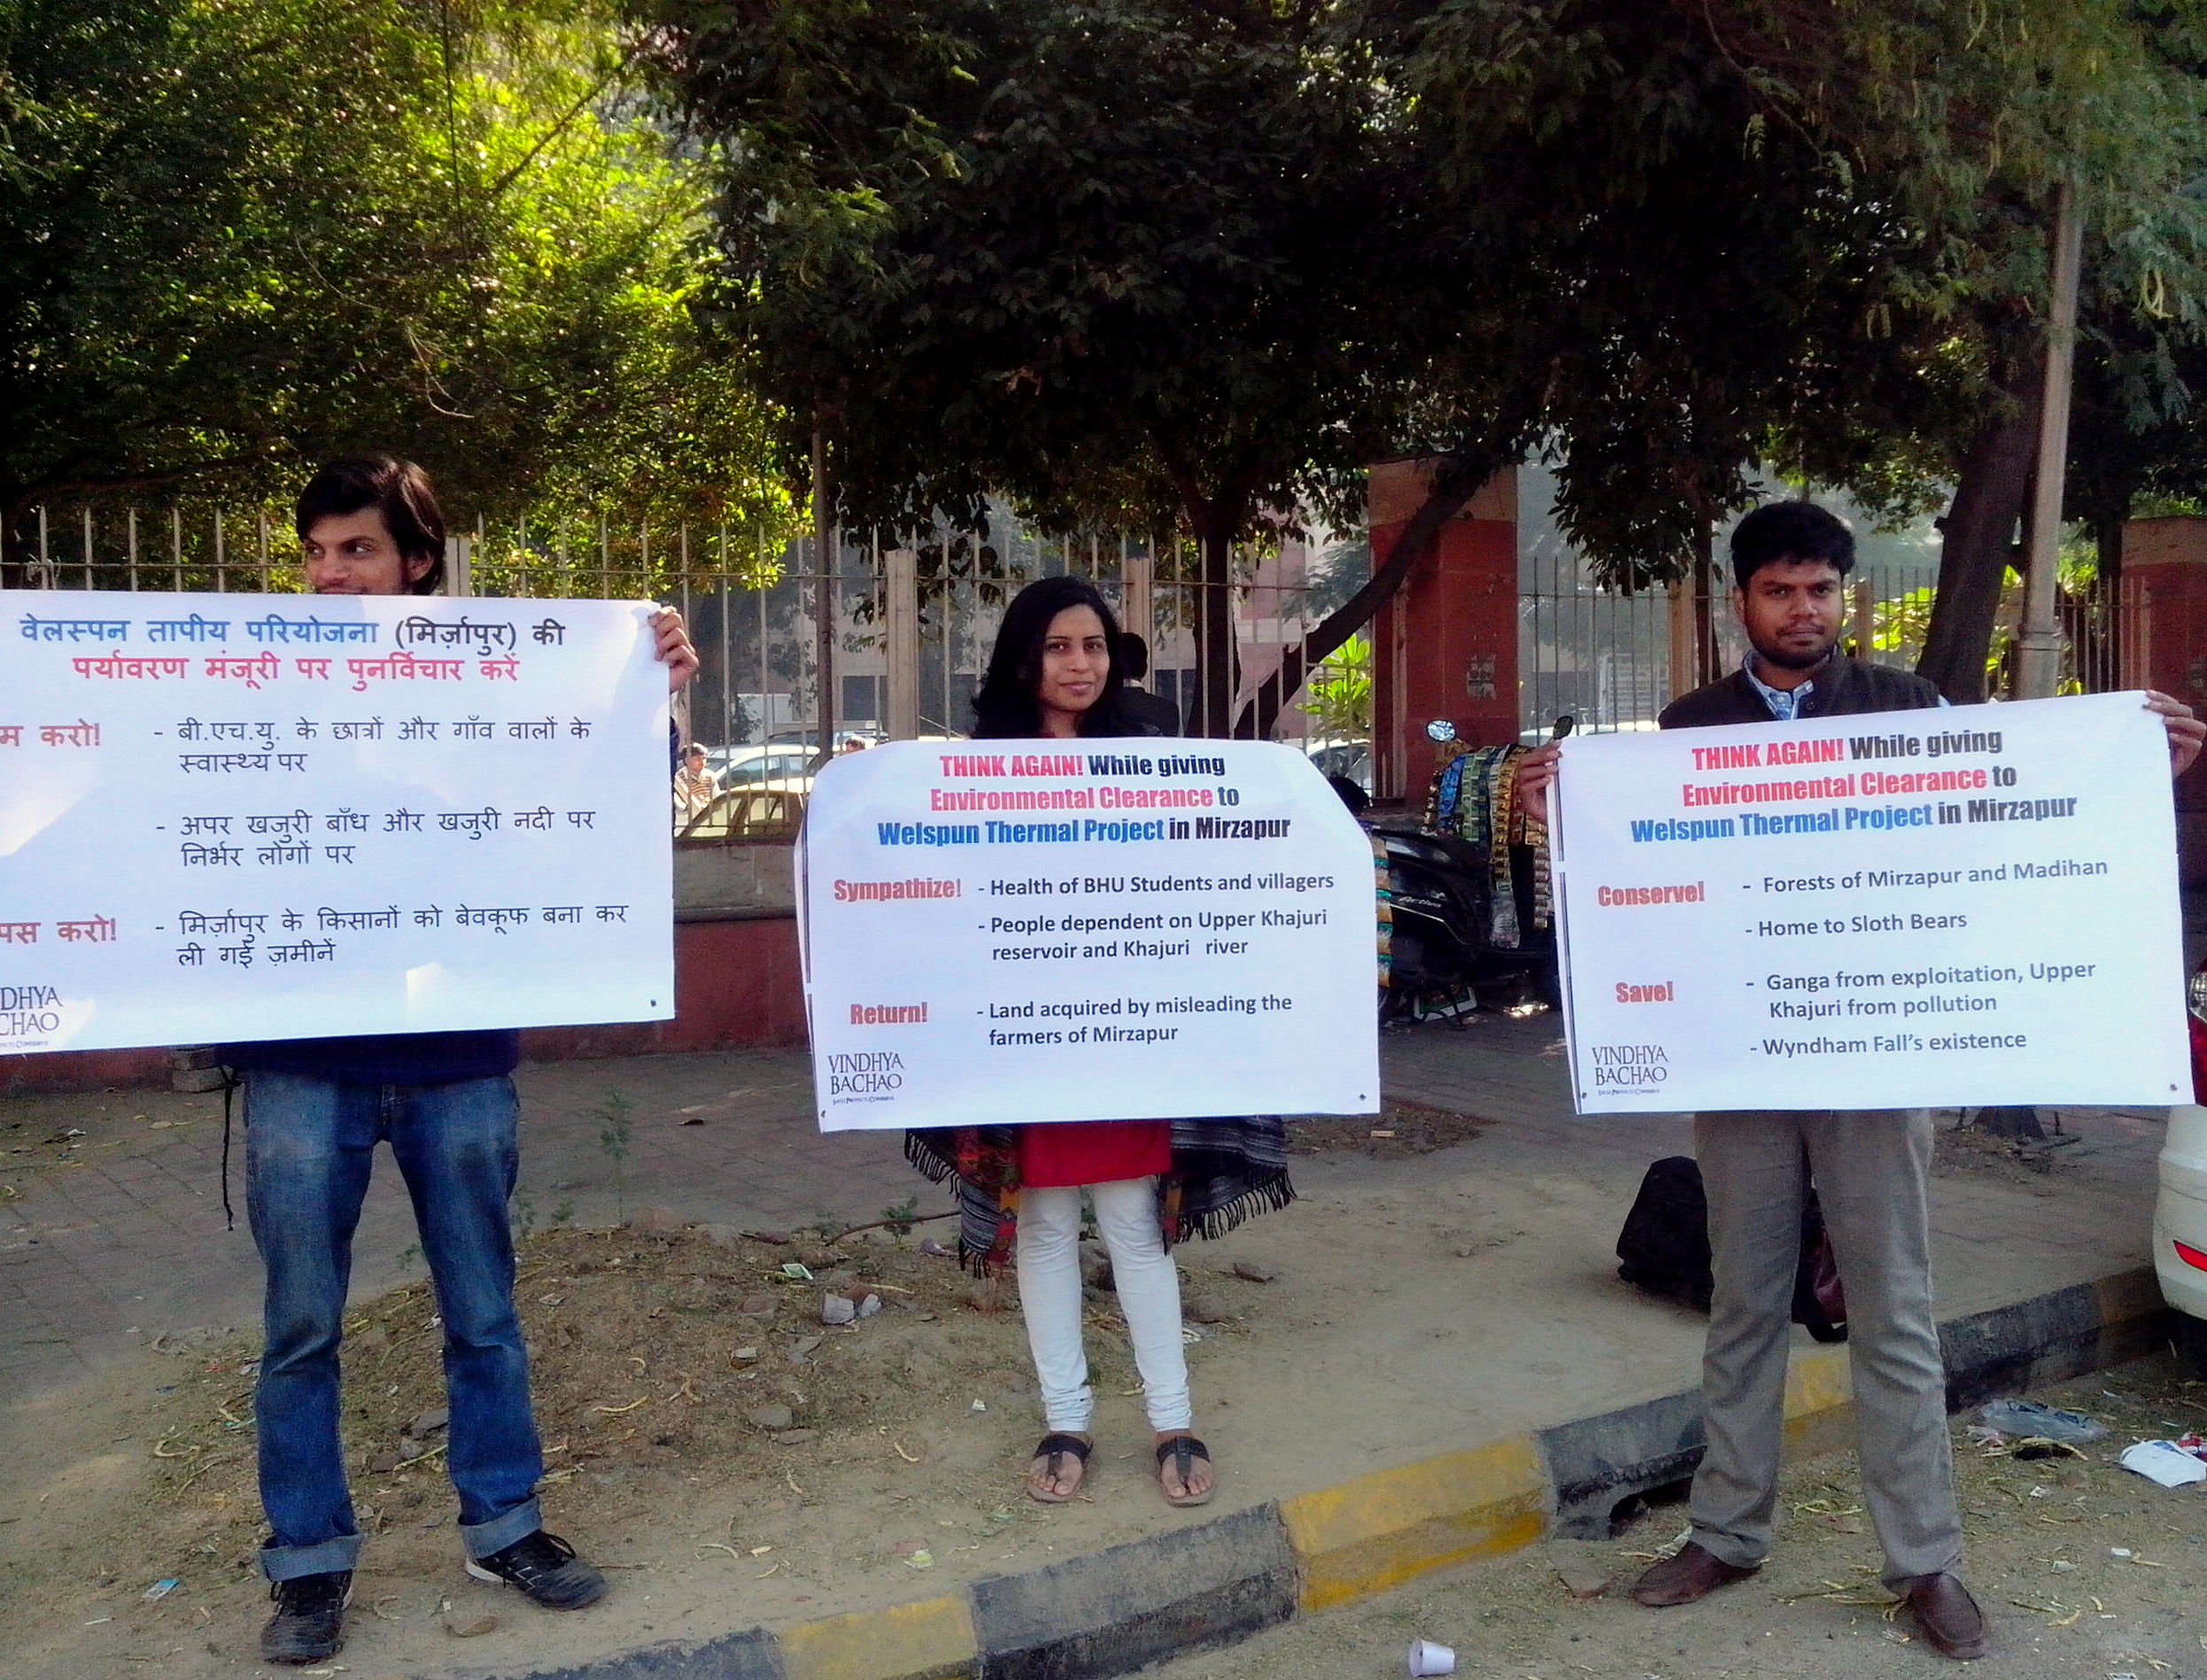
[1615,1156,1847,1343]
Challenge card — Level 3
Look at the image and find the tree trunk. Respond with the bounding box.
[1188,510,1240,739]
[2093,505,2127,686]
[1235,453,1500,742]
[1917,360,2045,701]
[1692,521,1718,686]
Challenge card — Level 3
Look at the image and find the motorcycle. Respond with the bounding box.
[1367,717,1570,1027]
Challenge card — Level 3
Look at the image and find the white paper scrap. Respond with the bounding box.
[2116,1440,2207,1488]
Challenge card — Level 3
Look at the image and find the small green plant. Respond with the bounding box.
[596,1088,634,1221]
[551,1196,577,1227]
[511,1192,539,1241]
[1305,632,1372,740]
[879,1194,920,1242]
[395,1242,423,1272]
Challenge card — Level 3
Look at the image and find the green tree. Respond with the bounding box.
[643,0,1514,734]
[1374,0,2207,700]
[1,0,790,574]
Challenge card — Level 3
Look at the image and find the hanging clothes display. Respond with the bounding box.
[1420,740,1552,948]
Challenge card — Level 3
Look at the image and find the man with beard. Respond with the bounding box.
[1519,499,2200,1661]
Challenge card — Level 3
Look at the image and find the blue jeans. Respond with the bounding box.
[244,1072,544,1580]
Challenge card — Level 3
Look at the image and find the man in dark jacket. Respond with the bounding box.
[1519,500,2201,1661]
[227,457,698,1664]
[1114,632,1184,735]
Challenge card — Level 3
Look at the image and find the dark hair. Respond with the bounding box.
[1730,499,1854,590]
[972,577,1127,739]
[1119,631,1151,682]
[682,742,707,759]
[295,455,446,594]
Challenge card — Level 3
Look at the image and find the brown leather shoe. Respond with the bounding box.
[1898,1573,1990,1661]
[1630,1541,1761,1606]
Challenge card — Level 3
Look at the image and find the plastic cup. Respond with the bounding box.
[1406,1638,1456,1676]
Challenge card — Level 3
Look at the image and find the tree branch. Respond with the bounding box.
[1236,451,1503,740]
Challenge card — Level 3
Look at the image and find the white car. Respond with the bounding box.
[714,745,817,794]
[2154,966,2207,1376]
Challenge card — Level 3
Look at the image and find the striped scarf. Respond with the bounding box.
[905,1117,1296,1276]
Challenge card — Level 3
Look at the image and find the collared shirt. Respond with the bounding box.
[1744,654,1948,720]
[1744,657,1818,721]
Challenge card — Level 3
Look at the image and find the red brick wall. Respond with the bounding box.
[2120,516,2207,885]
[1367,461,1519,802]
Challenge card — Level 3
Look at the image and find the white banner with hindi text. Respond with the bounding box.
[0,590,674,1052]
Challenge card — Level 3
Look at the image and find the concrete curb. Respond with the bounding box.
[453,1266,2175,1680]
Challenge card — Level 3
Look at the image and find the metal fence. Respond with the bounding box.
[1515,465,2124,736]
[12,501,1336,838]
[18,479,2126,832]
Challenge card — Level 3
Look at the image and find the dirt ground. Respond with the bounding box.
[0,1099,1466,1680]
[1157,1353,2207,1680]
[0,1095,2157,1680]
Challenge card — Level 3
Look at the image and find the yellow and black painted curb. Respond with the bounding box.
[449,1267,2173,1680]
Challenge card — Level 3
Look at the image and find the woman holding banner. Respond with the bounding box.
[904,577,1295,1509]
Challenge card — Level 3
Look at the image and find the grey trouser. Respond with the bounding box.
[1687,1109,1962,1586]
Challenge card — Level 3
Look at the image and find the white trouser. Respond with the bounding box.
[1015,1177,1192,1433]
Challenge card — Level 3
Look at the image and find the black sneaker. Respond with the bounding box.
[259,1569,351,1663]
[464,1529,606,1609]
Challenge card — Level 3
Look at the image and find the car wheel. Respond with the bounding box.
[2172,1312,2207,1382]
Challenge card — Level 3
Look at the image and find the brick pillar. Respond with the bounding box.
[2119,515,2207,883]
[1367,459,1517,804]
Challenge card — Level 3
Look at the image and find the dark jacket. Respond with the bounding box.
[221,1029,521,1087]
[1116,684,1184,736]
[1659,656,1941,731]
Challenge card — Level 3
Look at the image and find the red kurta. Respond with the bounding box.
[1018,1119,1171,1188]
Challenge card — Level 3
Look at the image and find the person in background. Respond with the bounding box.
[225,455,698,1665]
[674,742,716,821]
[1515,499,2201,1662]
[902,577,1291,1509]
[1114,631,1183,735]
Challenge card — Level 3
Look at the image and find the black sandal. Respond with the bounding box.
[1026,1432,1091,1504]
[1155,1435,1214,1507]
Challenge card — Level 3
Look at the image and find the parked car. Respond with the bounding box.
[2154,960,2207,1376]
[1305,739,1370,791]
[714,745,817,794]
[765,727,887,754]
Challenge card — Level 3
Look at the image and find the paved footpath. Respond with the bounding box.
[0,1015,2183,1680]
[0,1012,2172,1418]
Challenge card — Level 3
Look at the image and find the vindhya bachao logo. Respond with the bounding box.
[825,1049,905,1101]
[0,983,66,1040]
[1590,1042,1669,1090]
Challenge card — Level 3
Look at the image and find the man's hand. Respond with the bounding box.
[2146,690,2204,778]
[652,607,700,693]
[1514,741,1560,827]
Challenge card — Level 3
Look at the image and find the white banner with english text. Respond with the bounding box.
[0,589,673,1052]
[798,739,1381,1130]
[1553,692,2188,1112]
